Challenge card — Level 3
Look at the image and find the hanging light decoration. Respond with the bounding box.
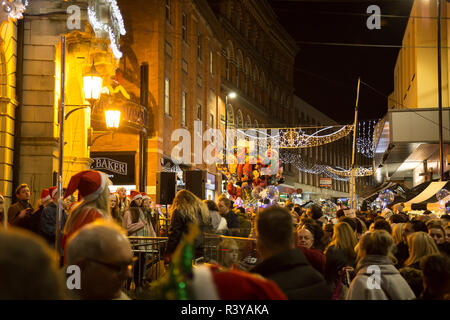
[2,0,28,20]
[356,119,377,158]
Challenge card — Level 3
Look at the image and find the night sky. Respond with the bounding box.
[268,0,414,124]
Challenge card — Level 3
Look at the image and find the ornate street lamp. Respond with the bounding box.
[83,62,103,107]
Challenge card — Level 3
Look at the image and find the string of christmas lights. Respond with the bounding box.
[234,124,353,149]
[88,0,126,59]
[2,0,28,20]
[356,120,377,158]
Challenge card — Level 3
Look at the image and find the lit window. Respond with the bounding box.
[197,33,202,60]
[182,13,187,41]
[165,78,170,115]
[165,0,171,23]
[209,50,213,75]
[181,91,186,126]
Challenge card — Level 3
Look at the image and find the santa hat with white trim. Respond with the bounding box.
[48,186,58,200]
[142,193,151,201]
[40,188,51,203]
[129,190,142,202]
[64,170,108,203]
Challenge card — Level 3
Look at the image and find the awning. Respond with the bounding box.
[405,181,448,204]
[277,184,296,194]
[360,182,396,202]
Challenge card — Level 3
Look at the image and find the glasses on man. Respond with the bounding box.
[89,256,137,274]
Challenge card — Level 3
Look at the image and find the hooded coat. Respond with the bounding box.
[346,255,415,300]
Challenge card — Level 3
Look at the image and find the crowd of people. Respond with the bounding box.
[0,169,449,300]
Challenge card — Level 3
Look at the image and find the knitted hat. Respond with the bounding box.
[129,190,142,202]
[64,170,108,203]
[40,188,50,203]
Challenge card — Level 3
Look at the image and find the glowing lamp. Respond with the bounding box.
[105,110,121,129]
[83,62,103,106]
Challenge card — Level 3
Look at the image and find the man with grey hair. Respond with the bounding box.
[65,220,133,300]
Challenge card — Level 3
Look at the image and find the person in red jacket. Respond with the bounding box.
[62,170,111,252]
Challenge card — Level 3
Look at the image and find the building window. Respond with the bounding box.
[165,0,171,23]
[164,78,170,115]
[209,50,213,75]
[209,113,214,128]
[226,58,230,80]
[197,33,202,60]
[197,104,202,120]
[181,91,187,126]
[182,13,187,41]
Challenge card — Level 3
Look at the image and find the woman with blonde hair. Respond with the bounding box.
[165,190,212,261]
[62,170,112,251]
[392,223,405,246]
[403,232,440,270]
[324,222,358,298]
[346,230,415,300]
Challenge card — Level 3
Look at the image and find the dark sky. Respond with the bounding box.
[268,0,414,124]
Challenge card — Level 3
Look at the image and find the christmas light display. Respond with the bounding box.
[88,0,126,59]
[235,125,353,149]
[2,0,28,20]
[436,189,449,201]
[356,120,377,158]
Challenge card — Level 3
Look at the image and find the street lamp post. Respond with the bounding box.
[437,0,445,181]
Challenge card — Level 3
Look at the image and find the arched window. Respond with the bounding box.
[245,59,251,95]
[226,41,235,81]
[236,109,243,128]
[245,115,251,128]
[236,50,244,89]
[254,119,259,128]
[226,103,235,128]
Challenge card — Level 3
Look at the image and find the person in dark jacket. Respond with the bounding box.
[7,184,34,229]
[40,186,67,249]
[166,190,213,261]
[217,195,240,236]
[251,206,331,300]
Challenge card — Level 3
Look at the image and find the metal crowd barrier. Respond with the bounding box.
[127,236,168,291]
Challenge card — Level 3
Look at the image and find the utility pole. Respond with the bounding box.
[350,77,361,210]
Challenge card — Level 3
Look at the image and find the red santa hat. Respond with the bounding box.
[141,193,151,201]
[40,188,51,203]
[192,265,287,300]
[64,170,108,203]
[48,186,58,199]
[129,190,142,202]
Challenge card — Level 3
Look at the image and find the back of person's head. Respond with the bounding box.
[373,220,392,234]
[336,209,345,219]
[293,204,301,215]
[390,214,405,224]
[358,230,395,258]
[236,207,246,214]
[425,219,443,229]
[410,219,428,233]
[171,189,208,223]
[327,222,357,260]
[0,228,66,299]
[399,267,423,298]
[204,199,218,212]
[355,217,367,235]
[392,223,405,245]
[405,232,440,267]
[420,254,450,299]
[339,217,357,232]
[440,214,450,224]
[308,204,323,220]
[374,215,385,222]
[361,201,368,212]
[257,206,294,252]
